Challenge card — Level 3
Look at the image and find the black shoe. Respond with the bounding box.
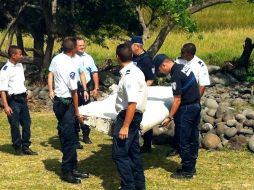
[140,146,151,154]
[166,148,178,157]
[176,168,197,176]
[171,170,193,179]
[83,137,92,144]
[22,147,38,155]
[14,147,23,156]
[73,169,89,179]
[77,143,84,150]
[62,172,81,184]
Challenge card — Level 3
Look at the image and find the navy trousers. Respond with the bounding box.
[7,96,31,149]
[53,97,78,174]
[112,111,146,190]
[76,81,91,139]
[174,103,201,173]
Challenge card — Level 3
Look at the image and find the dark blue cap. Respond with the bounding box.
[153,54,168,72]
[130,36,143,45]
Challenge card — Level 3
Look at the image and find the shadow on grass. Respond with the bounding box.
[0,144,15,155]
[40,135,61,151]
[43,158,62,177]
[79,143,179,190]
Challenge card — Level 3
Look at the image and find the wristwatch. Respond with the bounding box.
[168,115,174,121]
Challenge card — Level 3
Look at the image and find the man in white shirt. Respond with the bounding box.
[48,37,89,184]
[76,37,100,144]
[112,43,147,190]
[167,43,210,157]
[175,43,210,96]
[0,45,37,156]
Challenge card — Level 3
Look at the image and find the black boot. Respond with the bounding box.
[171,169,194,179]
[140,145,152,154]
[22,147,38,155]
[14,147,23,156]
[73,169,89,179]
[77,142,84,150]
[62,171,81,184]
[81,125,92,144]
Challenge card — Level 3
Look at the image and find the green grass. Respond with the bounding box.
[1,112,254,190]
[0,0,254,66]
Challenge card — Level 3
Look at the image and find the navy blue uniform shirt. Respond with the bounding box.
[133,52,155,81]
[170,63,200,106]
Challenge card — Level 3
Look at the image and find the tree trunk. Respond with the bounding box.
[147,22,175,57]
[6,27,15,52]
[136,6,150,41]
[16,26,27,55]
[237,37,254,70]
[42,35,54,78]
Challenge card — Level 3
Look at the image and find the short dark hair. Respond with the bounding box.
[62,36,77,53]
[182,43,196,55]
[116,43,133,62]
[8,45,21,57]
[76,36,83,41]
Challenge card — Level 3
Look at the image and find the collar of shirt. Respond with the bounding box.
[119,62,134,76]
[170,63,177,75]
[6,60,18,67]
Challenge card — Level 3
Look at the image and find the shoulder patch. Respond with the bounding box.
[69,72,75,80]
[125,69,131,75]
[2,65,8,71]
[198,61,204,67]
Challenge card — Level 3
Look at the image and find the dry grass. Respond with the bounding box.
[1,112,254,190]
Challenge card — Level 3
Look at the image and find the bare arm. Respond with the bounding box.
[146,80,154,86]
[199,86,205,97]
[119,102,137,139]
[48,72,54,100]
[92,72,100,98]
[1,91,13,116]
[80,72,89,101]
[162,95,181,127]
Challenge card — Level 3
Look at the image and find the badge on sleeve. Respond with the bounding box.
[2,66,8,71]
[69,72,75,80]
[171,82,177,90]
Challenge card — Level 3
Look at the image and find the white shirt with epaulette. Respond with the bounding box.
[115,62,148,113]
[175,55,210,86]
[0,60,26,95]
[49,53,78,98]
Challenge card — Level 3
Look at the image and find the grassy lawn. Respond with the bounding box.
[0,112,254,190]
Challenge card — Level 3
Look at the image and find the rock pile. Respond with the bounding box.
[199,81,254,151]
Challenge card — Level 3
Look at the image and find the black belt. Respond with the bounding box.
[54,96,73,105]
[11,92,27,98]
[180,101,200,107]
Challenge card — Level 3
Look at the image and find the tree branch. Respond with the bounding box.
[148,0,232,57]
[136,5,150,40]
[0,1,29,50]
[189,0,232,14]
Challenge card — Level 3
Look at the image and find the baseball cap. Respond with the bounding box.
[153,54,168,73]
[130,36,143,45]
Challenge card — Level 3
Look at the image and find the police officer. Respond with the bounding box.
[112,43,147,190]
[48,37,89,184]
[129,36,155,154]
[48,39,89,150]
[75,37,100,144]
[167,43,210,157]
[153,54,201,179]
[0,45,37,156]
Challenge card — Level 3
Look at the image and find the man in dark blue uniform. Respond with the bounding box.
[153,54,201,179]
[129,36,155,154]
